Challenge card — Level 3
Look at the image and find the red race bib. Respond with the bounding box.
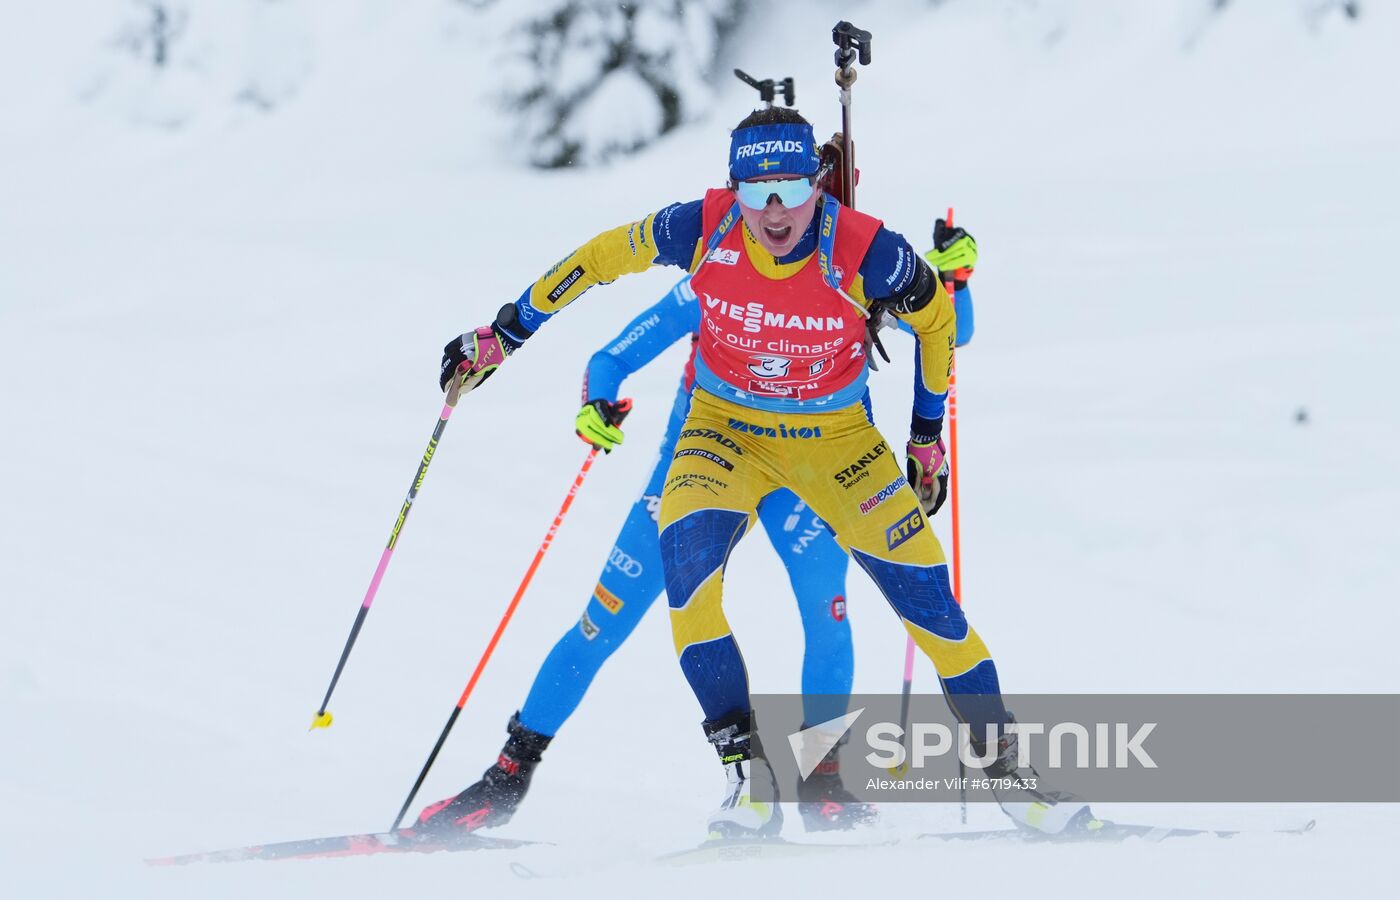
[690,189,881,401]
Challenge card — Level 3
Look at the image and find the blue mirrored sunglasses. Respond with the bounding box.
[734,176,816,210]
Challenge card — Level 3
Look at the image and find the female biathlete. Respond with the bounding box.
[427,105,1085,839]
[417,260,974,836]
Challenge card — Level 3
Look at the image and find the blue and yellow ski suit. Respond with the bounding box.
[499,193,1002,734]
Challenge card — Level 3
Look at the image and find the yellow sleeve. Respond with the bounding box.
[526,214,663,314]
[887,277,955,397]
[846,272,954,397]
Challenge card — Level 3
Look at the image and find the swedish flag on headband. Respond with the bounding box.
[728,122,820,181]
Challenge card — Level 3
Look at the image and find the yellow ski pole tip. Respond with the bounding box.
[310,711,334,730]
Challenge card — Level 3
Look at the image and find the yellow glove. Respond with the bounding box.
[575,398,633,453]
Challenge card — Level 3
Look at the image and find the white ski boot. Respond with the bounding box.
[982,721,1095,836]
[703,710,784,839]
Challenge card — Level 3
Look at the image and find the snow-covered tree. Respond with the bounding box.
[501,0,747,168]
[86,0,311,128]
[111,0,189,69]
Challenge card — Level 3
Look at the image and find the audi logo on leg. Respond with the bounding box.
[607,546,644,578]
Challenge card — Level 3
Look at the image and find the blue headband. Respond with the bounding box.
[728,122,820,181]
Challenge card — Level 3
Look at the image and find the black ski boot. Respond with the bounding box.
[414,712,551,836]
[796,731,878,831]
[703,709,784,840]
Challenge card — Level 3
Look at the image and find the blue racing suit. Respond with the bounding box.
[516,279,861,733]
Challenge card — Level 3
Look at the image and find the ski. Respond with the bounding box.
[146,829,544,866]
[659,836,894,866]
[920,818,1316,844]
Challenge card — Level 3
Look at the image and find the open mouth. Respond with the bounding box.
[762,223,793,243]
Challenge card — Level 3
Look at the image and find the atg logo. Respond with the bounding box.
[885,509,924,550]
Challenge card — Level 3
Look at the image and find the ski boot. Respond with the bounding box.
[980,716,1095,836]
[704,709,784,840]
[413,712,551,837]
[796,729,878,832]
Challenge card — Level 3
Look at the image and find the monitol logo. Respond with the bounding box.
[728,418,823,439]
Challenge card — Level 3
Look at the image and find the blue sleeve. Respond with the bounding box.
[900,287,972,420]
[953,286,974,346]
[857,226,920,300]
[912,352,946,421]
[583,277,700,403]
[651,200,705,269]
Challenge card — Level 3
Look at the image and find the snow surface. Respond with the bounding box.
[1,1,1396,898]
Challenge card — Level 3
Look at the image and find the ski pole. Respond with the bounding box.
[895,208,971,809]
[389,444,607,832]
[889,635,917,777]
[943,207,965,605]
[310,375,471,731]
[943,206,970,823]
